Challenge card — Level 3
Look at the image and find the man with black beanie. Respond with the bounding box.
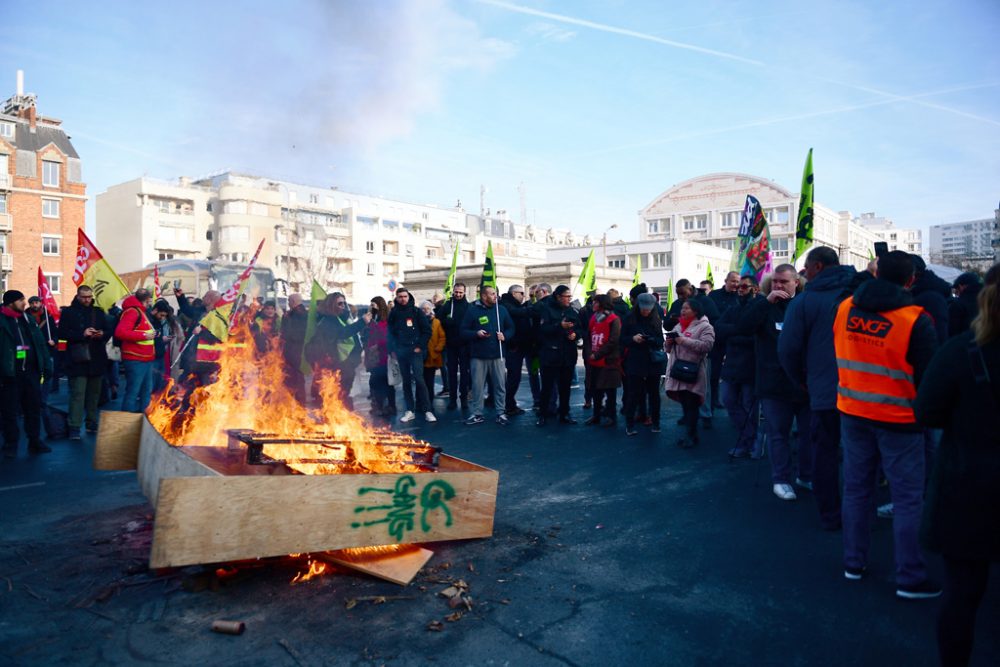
[1,290,52,457]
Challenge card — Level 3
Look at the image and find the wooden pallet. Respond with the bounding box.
[94,412,498,573]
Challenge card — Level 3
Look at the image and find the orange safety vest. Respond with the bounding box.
[833,298,923,424]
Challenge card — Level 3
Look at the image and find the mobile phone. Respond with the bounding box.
[873,242,889,258]
[666,331,680,339]
[173,279,181,290]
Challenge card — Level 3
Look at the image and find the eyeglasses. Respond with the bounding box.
[738,284,752,290]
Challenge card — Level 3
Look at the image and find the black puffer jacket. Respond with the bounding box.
[949,284,981,338]
[911,270,952,344]
[536,297,582,367]
[717,294,762,385]
[620,309,665,376]
[436,296,469,348]
[57,298,111,377]
[499,293,536,353]
[387,292,431,354]
[917,331,1000,561]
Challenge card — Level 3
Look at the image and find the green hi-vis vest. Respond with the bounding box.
[336,316,357,362]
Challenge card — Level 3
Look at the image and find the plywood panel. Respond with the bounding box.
[93,411,144,470]
[149,466,498,568]
[318,546,434,586]
[136,419,219,506]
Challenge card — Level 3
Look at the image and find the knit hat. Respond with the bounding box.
[636,293,656,309]
[2,290,25,306]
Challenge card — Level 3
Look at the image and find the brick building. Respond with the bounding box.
[0,72,85,305]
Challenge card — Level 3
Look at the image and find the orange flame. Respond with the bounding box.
[290,558,328,584]
[146,329,435,474]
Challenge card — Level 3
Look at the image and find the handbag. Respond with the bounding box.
[387,356,403,387]
[69,342,91,364]
[669,357,700,384]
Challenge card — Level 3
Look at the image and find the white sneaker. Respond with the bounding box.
[399,411,416,423]
[773,483,797,501]
[424,411,437,423]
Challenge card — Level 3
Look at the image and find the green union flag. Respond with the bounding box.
[443,243,460,300]
[793,148,814,263]
[301,279,327,374]
[480,241,497,290]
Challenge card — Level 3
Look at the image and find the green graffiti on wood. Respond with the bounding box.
[351,476,456,541]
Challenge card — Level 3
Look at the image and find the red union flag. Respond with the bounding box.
[199,238,265,341]
[73,229,129,311]
[153,263,161,300]
[37,266,61,327]
[216,238,265,308]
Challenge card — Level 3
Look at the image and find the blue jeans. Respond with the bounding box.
[397,350,430,413]
[720,380,757,454]
[121,360,154,414]
[761,398,813,484]
[471,357,506,416]
[841,415,928,586]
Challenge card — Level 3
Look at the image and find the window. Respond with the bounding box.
[42,236,60,255]
[42,198,60,218]
[45,274,61,294]
[366,263,376,276]
[721,211,740,228]
[0,122,13,138]
[365,241,375,253]
[647,220,659,234]
[158,253,175,261]
[383,220,399,230]
[682,214,707,231]
[358,216,377,227]
[652,252,672,268]
[308,194,319,204]
[250,202,268,216]
[42,160,60,187]
[384,262,399,275]
[0,193,6,214]
[405,244,414,256]
[426,247,441,258]
[608,258,626,269]
[223,200,247,215]
[219,226,250,241]
[383,241,398,254]
[155,199,172,213]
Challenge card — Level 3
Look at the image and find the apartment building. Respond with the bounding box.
[852,212,923,256]
[0,73,85,304]
[637,172,894,270]
[929,217,998,272]
[96,172,578,301]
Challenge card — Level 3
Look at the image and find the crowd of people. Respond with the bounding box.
[1,249,998,665]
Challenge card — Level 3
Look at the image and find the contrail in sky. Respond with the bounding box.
[475,0,766,66]
[568,81,1000,159]
[479,0,998,128]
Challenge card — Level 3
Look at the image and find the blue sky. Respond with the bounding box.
[2,0,998,241]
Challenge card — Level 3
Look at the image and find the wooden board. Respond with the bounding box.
[136,419,220,506]
[93,411,144,470]
[318,546,434,586]
[149,464,497,568]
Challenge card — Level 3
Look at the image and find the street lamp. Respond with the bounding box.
[602,223,618,267]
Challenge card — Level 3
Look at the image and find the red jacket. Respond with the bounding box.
[115,296,155,361]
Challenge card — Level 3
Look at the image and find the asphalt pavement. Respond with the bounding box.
[1,373,998,667]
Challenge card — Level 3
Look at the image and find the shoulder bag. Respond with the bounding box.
[669,357,700,383]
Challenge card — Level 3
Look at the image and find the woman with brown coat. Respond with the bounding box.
[664,299,715,448]
[584,294,623,427]
[421,300,447,398]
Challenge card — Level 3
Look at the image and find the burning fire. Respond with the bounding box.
[147,334,436,475]
[290,558,329,584]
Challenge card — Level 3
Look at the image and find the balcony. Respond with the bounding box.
[1,253,12,271]
[0,213,11,231]
[0,173,10,189]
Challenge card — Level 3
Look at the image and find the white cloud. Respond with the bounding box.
[525,21,577,43]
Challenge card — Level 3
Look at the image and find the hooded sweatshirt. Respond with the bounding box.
[387,292,431,354]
